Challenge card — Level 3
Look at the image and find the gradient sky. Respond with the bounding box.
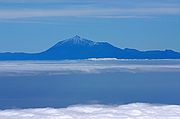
[0,0,180,53]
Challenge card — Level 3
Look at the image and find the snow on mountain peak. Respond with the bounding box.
[73,35,81,39]
[56,35,95,46]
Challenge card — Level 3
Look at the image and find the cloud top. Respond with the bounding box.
[0,60,180,76]
[0,103,180,119]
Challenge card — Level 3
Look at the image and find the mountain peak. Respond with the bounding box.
[55,35,95,47]
[70,35,85,43]
[73,35,81,39]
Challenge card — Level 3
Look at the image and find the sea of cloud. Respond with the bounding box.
[0,59,180,75]
[0,103,180,119]
[0,60,180,76]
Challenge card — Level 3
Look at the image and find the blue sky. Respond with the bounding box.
[0,0,180,53]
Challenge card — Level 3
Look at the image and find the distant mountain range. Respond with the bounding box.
[0,35,180,60]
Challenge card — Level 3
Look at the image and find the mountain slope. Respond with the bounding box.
[0,35,180,60]
[37,35,121,60]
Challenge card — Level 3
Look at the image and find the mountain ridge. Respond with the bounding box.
[0,35,180,60]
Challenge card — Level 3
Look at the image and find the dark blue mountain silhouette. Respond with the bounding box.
[0,35,180,60]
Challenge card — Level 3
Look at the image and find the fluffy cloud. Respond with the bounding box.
[0,103,180,119]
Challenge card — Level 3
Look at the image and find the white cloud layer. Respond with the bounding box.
[0,60,180,75]
[0,103,180,119]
